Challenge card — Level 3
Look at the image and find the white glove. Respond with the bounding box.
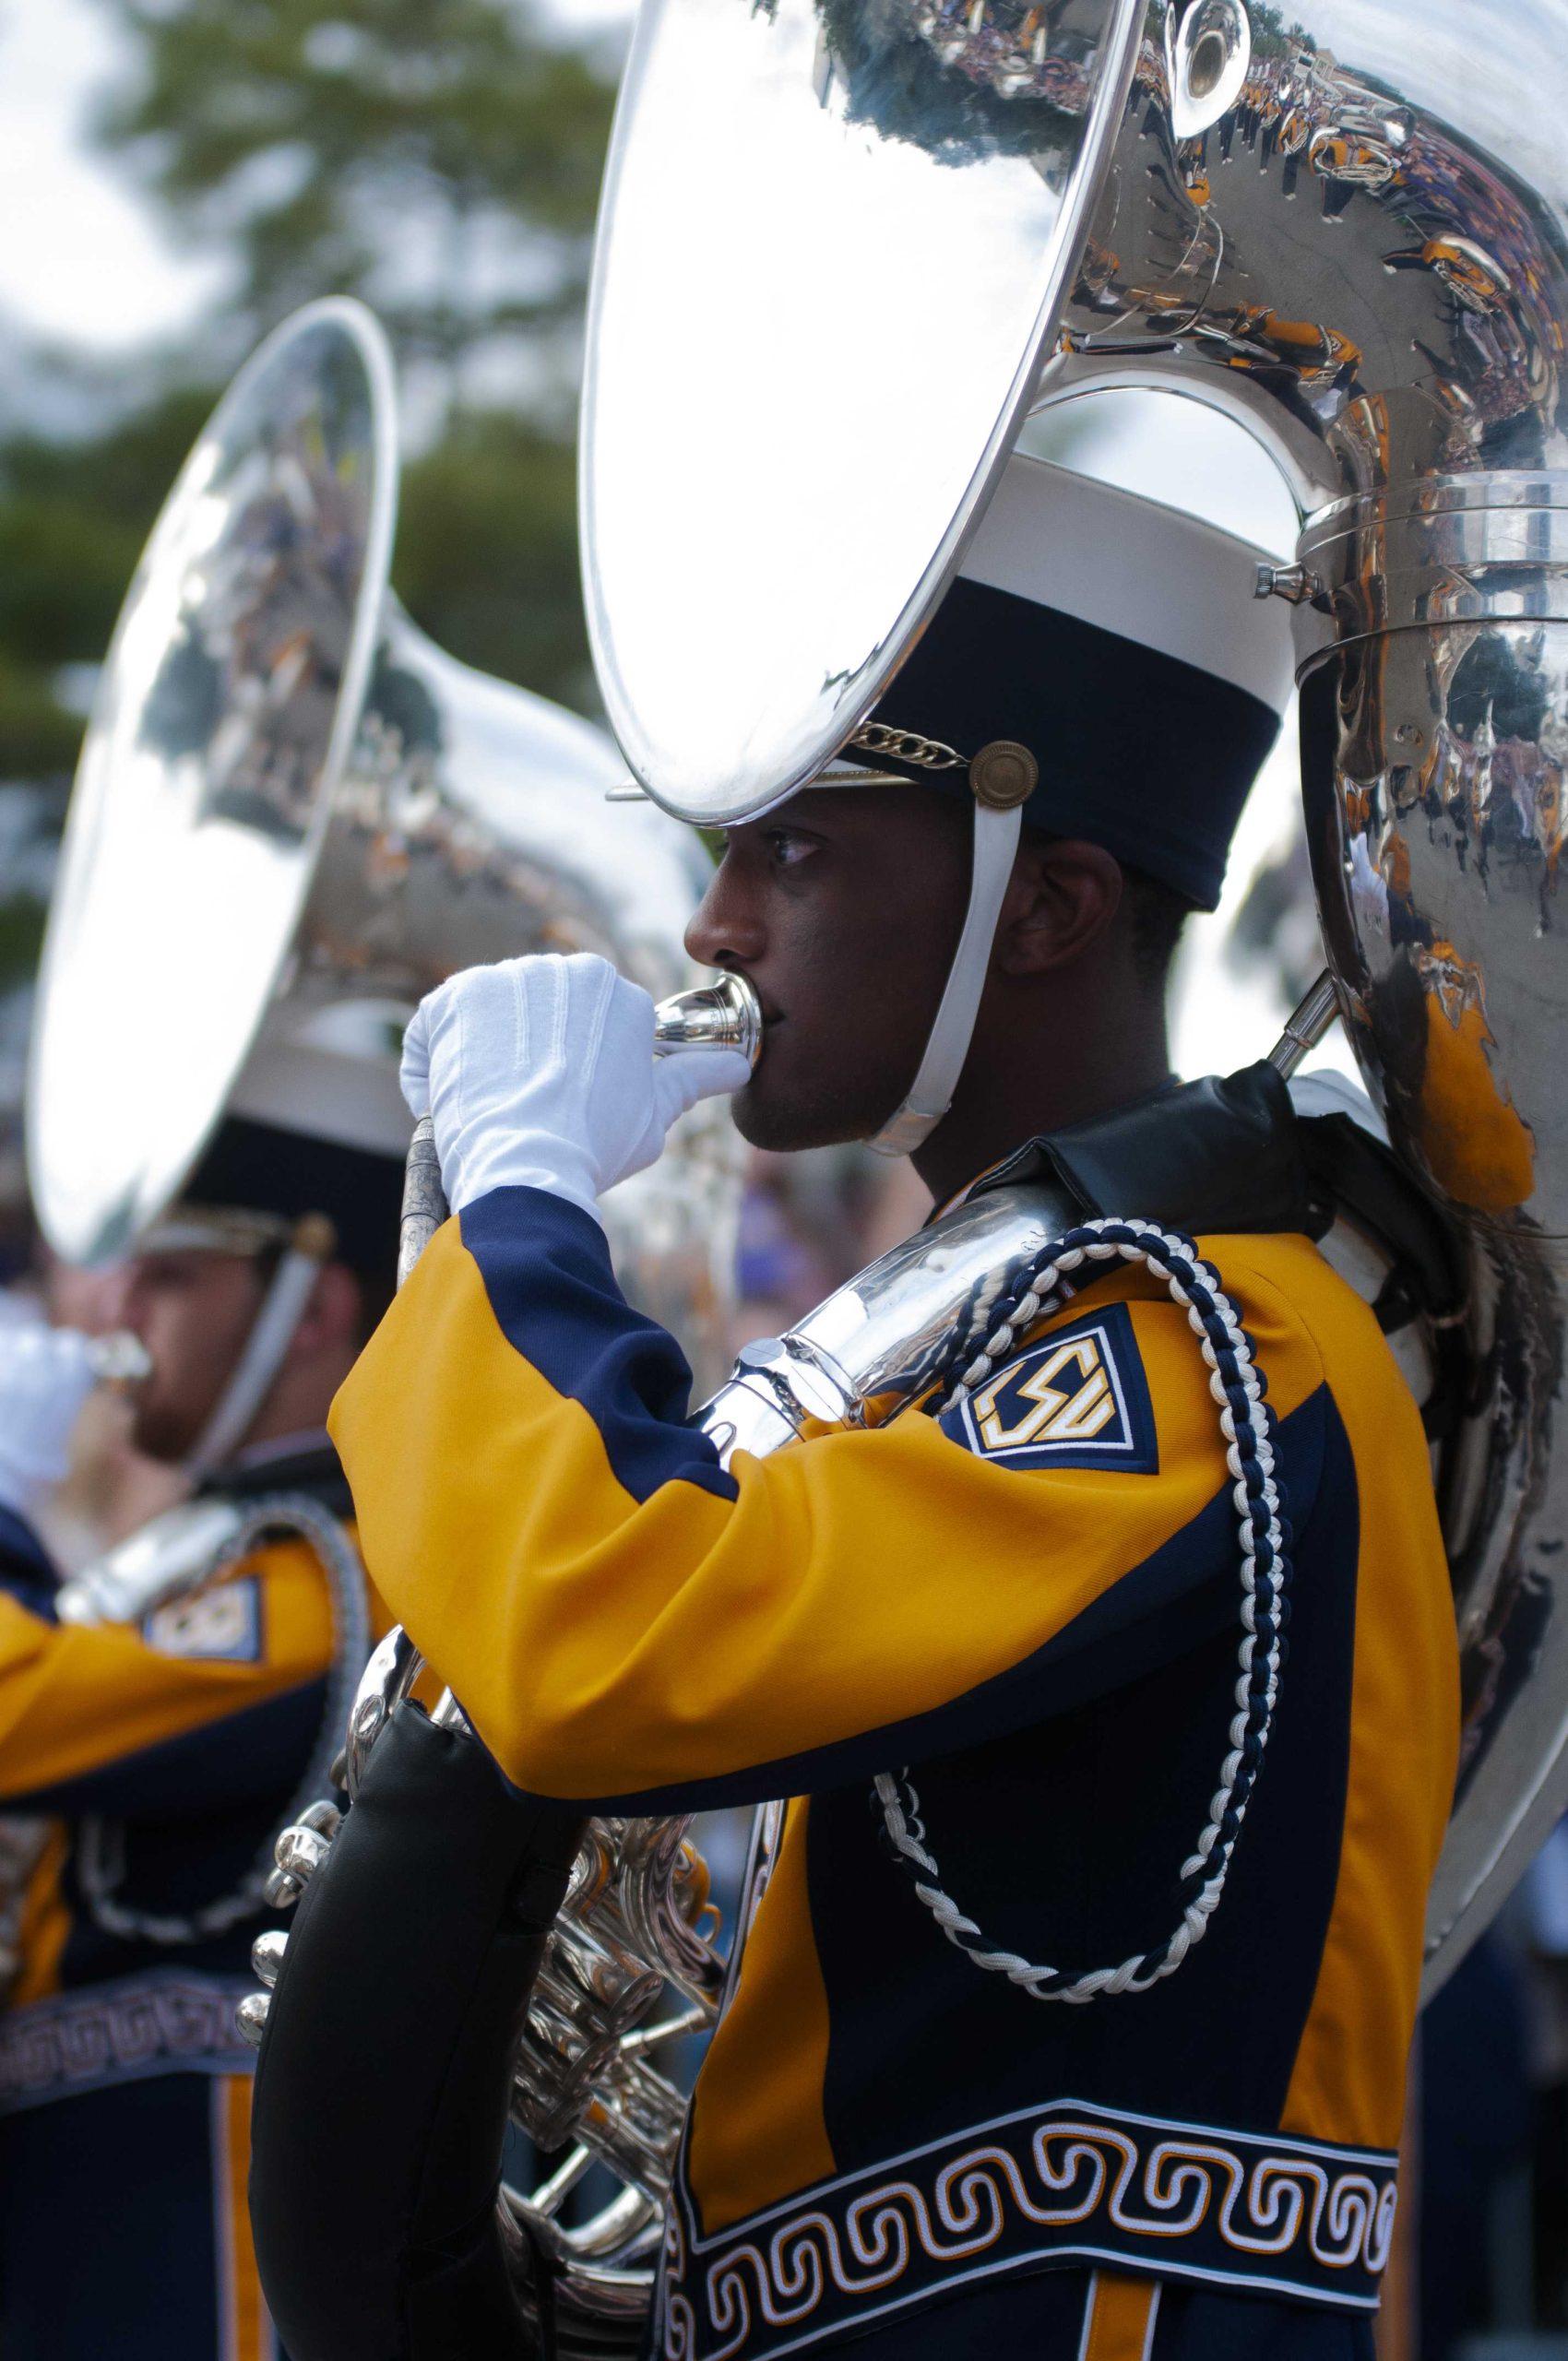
[400,953,751,1221]
[0,1318,97,1520]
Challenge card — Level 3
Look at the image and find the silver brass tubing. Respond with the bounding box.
[396,1118,447,1291]
[1266,972,1341,1081]
[85,1330,153,1387]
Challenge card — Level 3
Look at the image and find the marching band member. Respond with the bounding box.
[331,458,1459,2357]
[0,1091,402,2361]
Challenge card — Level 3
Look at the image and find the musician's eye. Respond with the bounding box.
[764,827,817,871]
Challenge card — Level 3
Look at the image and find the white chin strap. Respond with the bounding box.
[867,800,1023,1158]
[184,1217,335,1482]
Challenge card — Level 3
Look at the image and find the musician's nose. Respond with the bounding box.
[685,851,766,971]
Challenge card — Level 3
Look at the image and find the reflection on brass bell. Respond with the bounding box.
[969,741,1039,810]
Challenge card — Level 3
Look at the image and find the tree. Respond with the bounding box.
[1248,4,1306,63]
[0,0,624,789]
[0,368,596,794]
[0,382,220,779]
[89,0,617,408]
[398,413,591,708]
[0,1,624,1214]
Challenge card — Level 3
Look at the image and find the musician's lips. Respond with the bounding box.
[736,977,782,1031]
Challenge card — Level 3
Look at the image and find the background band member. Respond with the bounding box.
[328,458,1459,2356]
[0,1095,401,2361]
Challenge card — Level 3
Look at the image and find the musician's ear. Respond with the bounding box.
[287,1259,366,1363]
[992,836,1123,979]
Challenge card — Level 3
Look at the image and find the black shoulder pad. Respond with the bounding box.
[976,1062,1312,1240]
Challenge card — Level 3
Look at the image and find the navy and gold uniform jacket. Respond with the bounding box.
[332,1184,1459,2361]
[0,1446,374,2361]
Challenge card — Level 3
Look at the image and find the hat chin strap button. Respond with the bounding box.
[969,741,1039,810]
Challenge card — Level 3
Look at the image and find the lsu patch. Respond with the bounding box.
[940,1300,1158,1474]
[142,1577,263,1664]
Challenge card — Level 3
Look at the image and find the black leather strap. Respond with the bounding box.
[198,1437,355,1520]
[972,1062,1313,1238]
[1294,1109,1466,1322]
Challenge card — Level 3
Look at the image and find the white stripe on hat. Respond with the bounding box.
[230,1000,414,1163]
[959,452,1297,717]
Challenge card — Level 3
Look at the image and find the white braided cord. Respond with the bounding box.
[874,1216,1288,2005]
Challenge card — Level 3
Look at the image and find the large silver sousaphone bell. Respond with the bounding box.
[29,298,738,1382]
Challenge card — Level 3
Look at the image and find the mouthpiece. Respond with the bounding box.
[87,1330,153,1388]
[397,1120,448,1293]
[653,971,763,1068]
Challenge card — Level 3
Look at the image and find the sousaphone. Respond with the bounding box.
[29,298,739,1374]
[249,5,1568,2355]
[579,0,1568,1988]
[20,296,742,1970]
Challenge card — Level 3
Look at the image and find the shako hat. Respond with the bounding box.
[808,453,1299,1154]
[840,452,1298,914]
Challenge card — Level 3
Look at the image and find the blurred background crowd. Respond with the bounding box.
[0,2,1565,2352]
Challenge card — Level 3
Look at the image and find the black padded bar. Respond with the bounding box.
[249,1705,583,2361]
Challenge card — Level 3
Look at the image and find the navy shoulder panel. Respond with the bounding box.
[0,1505,58,1621]
[459,1184,737,1507]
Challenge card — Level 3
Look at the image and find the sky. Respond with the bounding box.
[0,0,628,350]
[0,0,1347,1083]
[0,0,221,349]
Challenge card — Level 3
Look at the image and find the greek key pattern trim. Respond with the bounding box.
[659,2100,1396,2358]
[0,1971,256,2113]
